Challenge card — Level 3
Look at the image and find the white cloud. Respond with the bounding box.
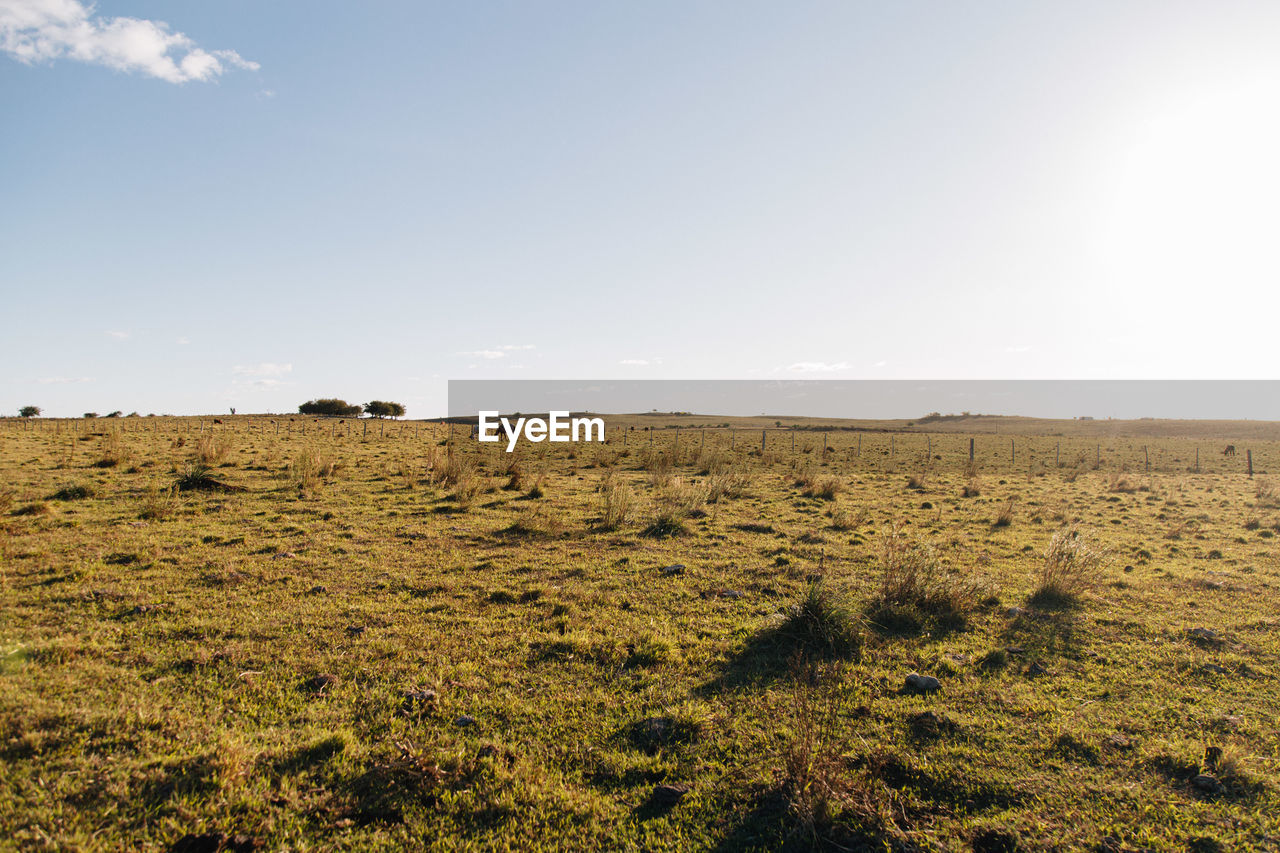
[37,375,93,384]
[787,361,850,373]
[176,336,190,345]
[497,344,535,351]
[460,350,504,360]
[106,329,129,340]
[232,362,292,377]
[619,359,650,366]
[0,0,259,83]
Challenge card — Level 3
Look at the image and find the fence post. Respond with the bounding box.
[1195,447,1200,473]
[1247,449,1254,478]
[1144,446,1149,472]
[1096,444,1100,465]
[857,433,861,456]
[674,427,679,456]
[823,433,828,454]
[969,437,974,462]
[731,429,735,450]
[1011,438,1015,463]
[761,429,766,453]
[1055,442,1060,467]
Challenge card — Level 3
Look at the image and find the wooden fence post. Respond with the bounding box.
[761,429,766,453]
[969,437,974,462]
[1144,446,1149,472]
[1247,449,1254,478]
[1195,447,1200,473]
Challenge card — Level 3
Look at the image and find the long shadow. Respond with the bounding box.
[697,624,858,696]
[997,607,1084,661]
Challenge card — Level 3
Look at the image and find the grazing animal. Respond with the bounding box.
[213,419,223,424]
[1224,445,1236,457]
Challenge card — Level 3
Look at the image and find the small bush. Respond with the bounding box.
[12,501,52,517]
[993,497,1015,528]
[93,433,128,468]
[867,526,980,633]
[175,463,234,492]
[803,476,844,501]
[829,505,868,531]
[780,581,862,657]
[598,479,636,530]
[49,483,95,501]
[1030,525,1107,607]
[139,480,177,520]
[196,435,231,465]
[503,506,566,538]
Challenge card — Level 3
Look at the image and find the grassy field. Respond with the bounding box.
[2,415,1278,851]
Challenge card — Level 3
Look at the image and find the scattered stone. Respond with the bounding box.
[454,714,476,728]
[1005,607,1025,618]
[309,585,327,595]
[903,672,940,693]
[1105,733,1133,750]
[401,687,438,714]
[1186,627,1221,645]
[649,783,690,807]
[721,589,744,600]
[660,564,685,576]
[1025,662,1048,678]
[907,709,956,738]
[301,674,338,696]
[1193,773,1223,793]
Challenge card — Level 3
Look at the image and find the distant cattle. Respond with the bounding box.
[1224,445,1236,457]
[213,419,223,424]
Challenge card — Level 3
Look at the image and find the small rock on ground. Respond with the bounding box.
[650,783,690,807]
[1193,773,1223,793]
[903,672,940,693]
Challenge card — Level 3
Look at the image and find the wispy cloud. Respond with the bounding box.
[176,336,190,345]
[37,376,93,384]
[787,361,850,373]
[458,345,536,360]
[106,329,130,340]
[0,0,259,83]
[233,362,292,378]
[619,359,650,366]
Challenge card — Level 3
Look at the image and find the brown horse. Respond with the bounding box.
[1223,445,1236,457]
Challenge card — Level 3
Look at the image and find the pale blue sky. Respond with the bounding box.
[4,1,1280,417]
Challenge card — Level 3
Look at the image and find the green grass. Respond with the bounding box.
[0,417,1278,850]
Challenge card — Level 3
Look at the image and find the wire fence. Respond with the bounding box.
[2,416,1270,477]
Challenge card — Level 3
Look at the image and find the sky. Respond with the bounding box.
[4,1,1280,418]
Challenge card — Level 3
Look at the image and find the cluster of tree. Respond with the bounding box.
[297,399,406,418]
[19,406,40,418]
